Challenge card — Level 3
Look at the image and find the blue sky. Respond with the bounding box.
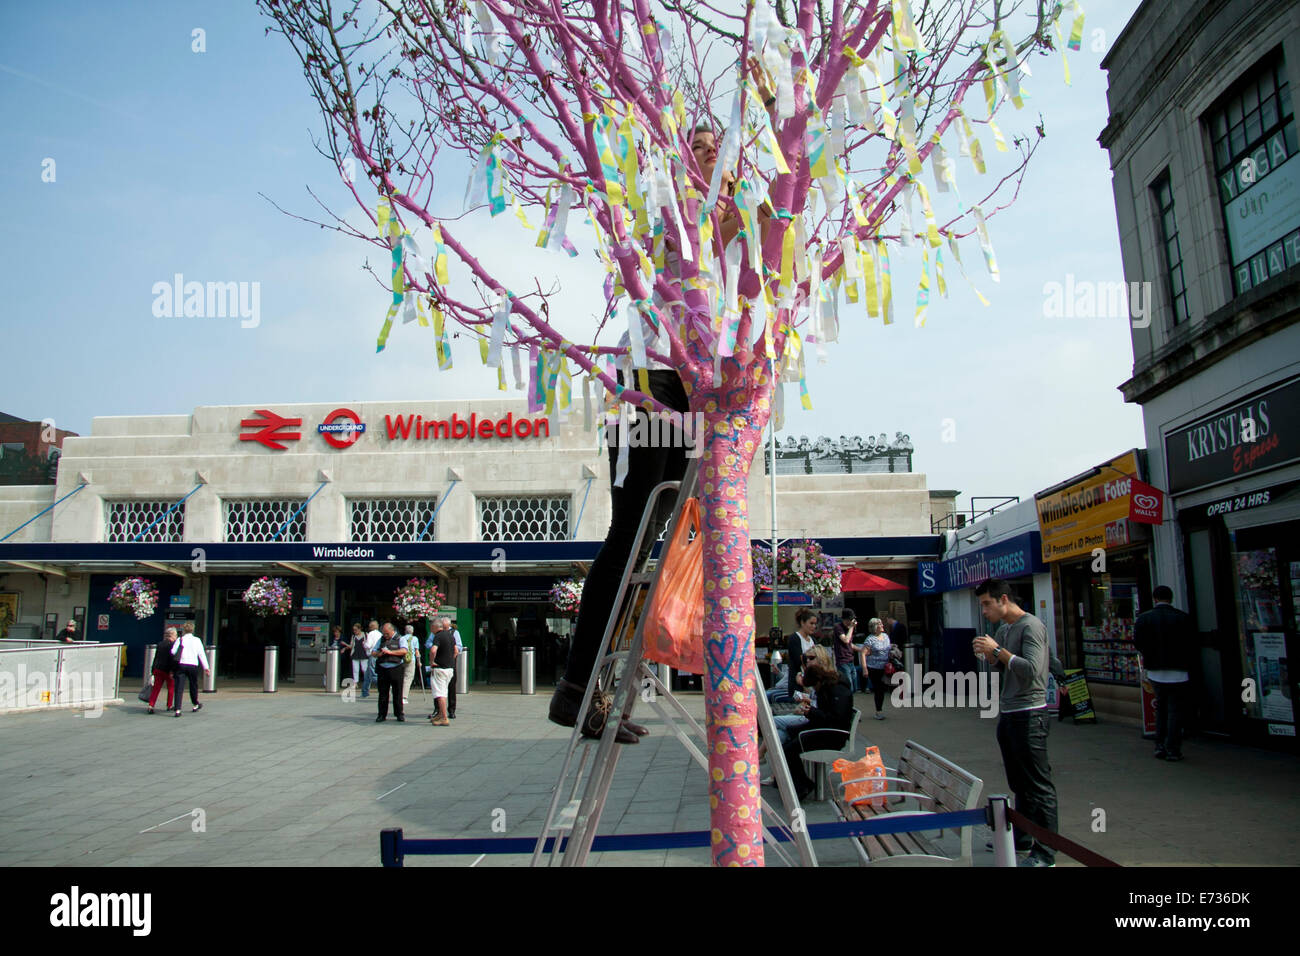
[0,0,1146,515]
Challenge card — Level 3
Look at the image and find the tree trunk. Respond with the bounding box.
[698,395,770,866]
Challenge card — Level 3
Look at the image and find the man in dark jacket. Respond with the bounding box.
[1134,585,1195,761]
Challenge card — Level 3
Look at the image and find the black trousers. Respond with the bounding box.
[448,661,457,717]
[866,668,888,713]
[784,728,846,797]
[174,665,202,709]
[376,665,404,719]
[1152,680,1187,756]
[996,709,1058,861]
[563,370,689,687]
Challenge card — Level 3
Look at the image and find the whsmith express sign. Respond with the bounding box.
[917,532,1046,595]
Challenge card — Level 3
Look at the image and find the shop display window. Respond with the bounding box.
[1229,524,1297,727]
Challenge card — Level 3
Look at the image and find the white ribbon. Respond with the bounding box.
[486,292,510,367]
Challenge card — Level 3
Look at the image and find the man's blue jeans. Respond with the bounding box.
[837,662,859,693]
[362,659,376,697]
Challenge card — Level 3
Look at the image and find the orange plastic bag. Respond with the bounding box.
[642,497,705,675]
[833,746,886,808]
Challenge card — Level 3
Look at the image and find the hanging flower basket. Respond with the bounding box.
[393,578,447,620]
[550,578,584,615]
[242,577,294,617]
[751,539,841,599]
[108,576,160,620]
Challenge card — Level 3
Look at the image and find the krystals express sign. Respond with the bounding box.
[1165,377,1300,495]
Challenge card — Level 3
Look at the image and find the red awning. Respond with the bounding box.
[839,567,907,592]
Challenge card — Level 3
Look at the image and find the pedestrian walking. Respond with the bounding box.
[427,620,457,726]
[346,623,366,690]
[973,578,1058,867]
[372,623,408,722]
[401,624,419,705]
[448,619,462,719]
[1134,585,1195,762]
[170,623,210,717]
[833,608,860,692]
[363,620,382,698]
[146,627,180,713]
[858,618,892,719]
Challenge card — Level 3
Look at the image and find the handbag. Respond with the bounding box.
[833,746,887,808]
[137,685,152,703]
[642,497,705,675]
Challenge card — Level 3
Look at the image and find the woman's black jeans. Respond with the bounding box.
[562,370,690,688]
[866,667,888,713]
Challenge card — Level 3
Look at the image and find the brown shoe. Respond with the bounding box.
[622,718,650,737]
[432,716,450,726]
[581,690,637,745]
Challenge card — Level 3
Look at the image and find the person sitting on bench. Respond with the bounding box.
[784,656,854,801]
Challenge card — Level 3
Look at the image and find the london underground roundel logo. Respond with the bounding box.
[318,408,366,449]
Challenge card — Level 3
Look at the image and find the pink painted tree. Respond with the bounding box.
[261,0,1081,865]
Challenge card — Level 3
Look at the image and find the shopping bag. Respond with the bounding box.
[833,746,887,808]
[137,685,152,703]
[642,497,705,675]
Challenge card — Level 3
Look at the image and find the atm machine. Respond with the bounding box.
[293,614,331,682]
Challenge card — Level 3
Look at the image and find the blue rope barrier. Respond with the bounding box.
[379,807,989,866]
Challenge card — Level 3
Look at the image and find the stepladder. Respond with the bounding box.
[531,457,817,867]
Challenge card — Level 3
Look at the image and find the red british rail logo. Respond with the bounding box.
[239,409,303,450]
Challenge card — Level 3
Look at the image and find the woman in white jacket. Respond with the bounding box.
[170,623,210,717]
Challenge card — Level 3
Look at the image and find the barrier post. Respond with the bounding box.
[142,644,156,696]
[381,828,404,867]
[203,646,218,692]
[520,647,535,695]
[324,646,339,693]
[263,645,279,693]
[988,794,1016,867]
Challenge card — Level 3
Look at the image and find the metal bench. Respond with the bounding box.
[798,708,862,800]
[832,739,983,866]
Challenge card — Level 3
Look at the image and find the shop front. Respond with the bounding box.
[1036,450,1157,724]
[1162,376,1300,749]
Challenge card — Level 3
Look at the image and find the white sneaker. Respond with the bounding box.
[402,698,409,704]
[874,713,885,720]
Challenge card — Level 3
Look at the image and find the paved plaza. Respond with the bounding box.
[1,680,1297,867]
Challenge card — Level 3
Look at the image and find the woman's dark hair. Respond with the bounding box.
[795,609,817,626]
[802,660,838,688]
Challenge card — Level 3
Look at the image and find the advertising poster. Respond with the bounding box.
[1141,674,1158,737]
[1060,669,1097,723]
[1255,633,1294,724]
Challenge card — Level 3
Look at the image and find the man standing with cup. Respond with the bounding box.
[973,578,1058,867]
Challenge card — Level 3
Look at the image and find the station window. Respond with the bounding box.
[105,500,186,542]
[478,495,571,541]
[1208,50,1299,294]
[224,498,307,542]
[349,497,439,542]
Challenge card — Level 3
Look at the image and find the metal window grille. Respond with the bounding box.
[1207,51,1298,295]
[478,495,570,541]
[349,497,439,542]
[105,500,186,542]
[1152,174,1191,325]
[224,499,306,542]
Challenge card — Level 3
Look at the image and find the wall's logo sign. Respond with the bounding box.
[318,408,366,449]
[238,410,303,450]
